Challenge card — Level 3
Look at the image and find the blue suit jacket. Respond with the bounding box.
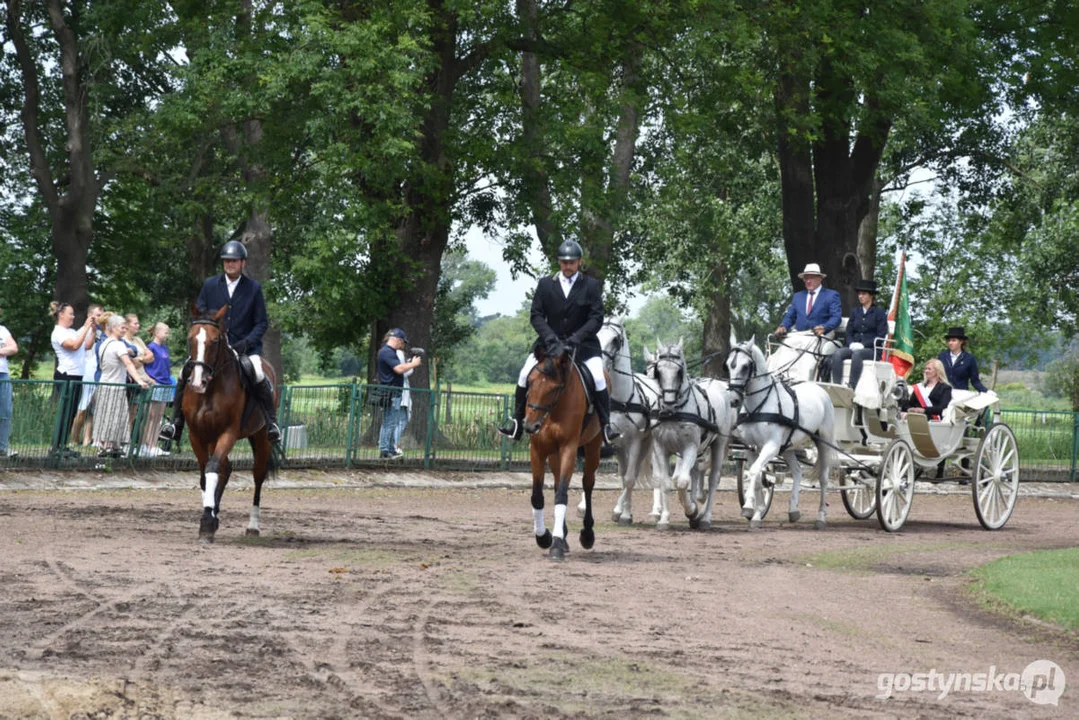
[938,350,988,392]
[197,274,268,356]
[781,287,842,333]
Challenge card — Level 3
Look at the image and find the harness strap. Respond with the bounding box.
[652,409,722,435]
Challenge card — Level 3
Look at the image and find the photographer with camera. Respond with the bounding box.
[376,328,422,459]
[393,344,425,454]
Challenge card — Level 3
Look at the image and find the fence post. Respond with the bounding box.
[424,387,436,470]
[1072,412,1079,483]
[500,392,511,470]
[280,385,293,457]
[346,381,360,469]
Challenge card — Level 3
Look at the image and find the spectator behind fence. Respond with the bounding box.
[50,301,96,456]
[394,345,415,453]
[142,322,173,457]
[94,315,148,458]
[0,306,18,459]
[377,328,421,459]
[72,303,105,447]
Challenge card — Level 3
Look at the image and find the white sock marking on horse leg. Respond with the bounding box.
[553,504,567,539]
[533,507,546,536]
[249,505,261,531]
[203,472,218,514]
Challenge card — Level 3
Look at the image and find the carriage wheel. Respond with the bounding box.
[840,471,877,520]
[736,458,775,520]
[972,423,1020,530]
[876,439,915,532]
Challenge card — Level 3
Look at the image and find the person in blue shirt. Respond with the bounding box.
[775,263,843,338]
[829,279,889,389]
[160,240,280,445]
[938,327,988,392]
[376,328,422,458]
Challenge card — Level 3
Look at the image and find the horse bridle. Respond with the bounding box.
[189,318,231,385]
[526,350,575,428]
[654,351,688,407]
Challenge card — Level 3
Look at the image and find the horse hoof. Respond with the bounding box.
[655,521,670,531]
[245,528,260,537]
[698,520,712,531]
[617,515,632,527]
[741,507,754,520]
[647,512,661,522]
[198,534,214,544]
[688,516,701,530]
[535,530,552,549]
[579,528,595,550]
[788,511,801,523]
[814,520,827,530]
[749,519,762,530]
[549,537,567,562]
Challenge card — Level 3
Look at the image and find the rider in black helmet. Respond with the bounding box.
[159,239,281,445]
[498,239,621,446]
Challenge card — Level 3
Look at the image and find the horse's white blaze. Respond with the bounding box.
[553,504,567,539]
[533,507,546,536]
[192,327,207,389]
[248,505,261,531]
[203,471,218,513]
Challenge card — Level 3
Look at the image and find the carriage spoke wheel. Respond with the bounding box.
[841,471,877,520]
[972,423,1020,530]
[736,459,775,520]
[876,440,915,532]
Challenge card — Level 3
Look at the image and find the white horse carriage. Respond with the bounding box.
[728,334,1020,533]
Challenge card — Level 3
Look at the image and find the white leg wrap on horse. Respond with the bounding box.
[249,505,261,529]
[203,472,218,514]
[533,507,546,536]
[249,355,266,383]
[553,504,567,538]
[518,353,539,388]
[584,356,606,391]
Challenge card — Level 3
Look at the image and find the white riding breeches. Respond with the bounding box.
[517,353,606,391]
[247,354,266,383]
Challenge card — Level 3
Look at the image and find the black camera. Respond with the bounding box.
[409,347,426,359]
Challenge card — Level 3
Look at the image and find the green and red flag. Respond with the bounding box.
[886,251,914,379]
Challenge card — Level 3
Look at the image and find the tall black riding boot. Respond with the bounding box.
[498,385,528,440]
[595,389,621,446]
[159,364,190,443]
[254,377,281,444]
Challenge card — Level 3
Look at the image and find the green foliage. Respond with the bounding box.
[1041,355,1079,411]
[443,309,534,386]
[623,297,702,374]
[971,549,1079,630]
[432,249,497,368]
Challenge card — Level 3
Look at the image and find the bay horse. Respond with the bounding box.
[524,346,605,562]
[184,304,278,542]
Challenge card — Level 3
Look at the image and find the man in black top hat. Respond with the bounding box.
[498,240,620,445]
[160,240,281,445]
[829,278,889,390]
[938,326,988,392]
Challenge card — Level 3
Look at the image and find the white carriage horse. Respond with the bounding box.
[767,330,840,383]
[646,339,735,530]
[578,320,663,526]
[727,338,836,529]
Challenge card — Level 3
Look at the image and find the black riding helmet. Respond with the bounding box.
[556,240,583,261]
[221,240,248,260]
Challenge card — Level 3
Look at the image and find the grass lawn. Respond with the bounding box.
[970,548,1079,630]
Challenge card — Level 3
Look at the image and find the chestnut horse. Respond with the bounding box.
[184,305,278,542]
[524,347,605,562]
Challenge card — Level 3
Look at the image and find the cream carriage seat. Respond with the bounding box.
[942,389,998,424]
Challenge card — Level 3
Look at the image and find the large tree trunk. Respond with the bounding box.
[701,258,731,379]
[8,0,102,324]
[774,57,816,301]
[857,174,883,281]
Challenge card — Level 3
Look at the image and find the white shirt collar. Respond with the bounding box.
[226,274,241,298]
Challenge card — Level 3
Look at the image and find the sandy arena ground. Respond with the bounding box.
[0,468,1076,719]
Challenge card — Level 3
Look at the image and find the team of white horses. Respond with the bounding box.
[575,320,841,530]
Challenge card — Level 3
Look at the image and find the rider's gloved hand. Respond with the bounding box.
[548,342,566,360]
[233,339,249,354]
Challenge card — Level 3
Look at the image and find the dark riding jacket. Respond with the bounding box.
[937,350,988,392]
[197,274,269,357]
[530,272,604,361]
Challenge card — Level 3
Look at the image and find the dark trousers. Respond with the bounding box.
[52,370,82,449]
[830,347,876,389]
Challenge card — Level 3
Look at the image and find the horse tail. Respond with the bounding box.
[269,441,286,476]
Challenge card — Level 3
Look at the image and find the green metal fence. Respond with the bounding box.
[0,378,1076,481]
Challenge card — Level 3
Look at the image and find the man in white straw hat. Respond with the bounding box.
[775,262,842,338]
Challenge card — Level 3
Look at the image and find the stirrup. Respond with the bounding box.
[498,418,522,440]
[266,422,281,443]
[603,425,621,445]
[159,421,180,441]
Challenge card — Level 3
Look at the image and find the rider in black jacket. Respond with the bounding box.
[498,240,620,445]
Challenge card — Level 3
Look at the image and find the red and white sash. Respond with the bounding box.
[911,383,939,419]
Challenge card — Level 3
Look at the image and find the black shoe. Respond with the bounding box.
[603,425,621,445]
[0,450,17,459]
[266,422,281,444]
[160,419,183,442]
[380,450,403,459]
[498,418,523,440]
